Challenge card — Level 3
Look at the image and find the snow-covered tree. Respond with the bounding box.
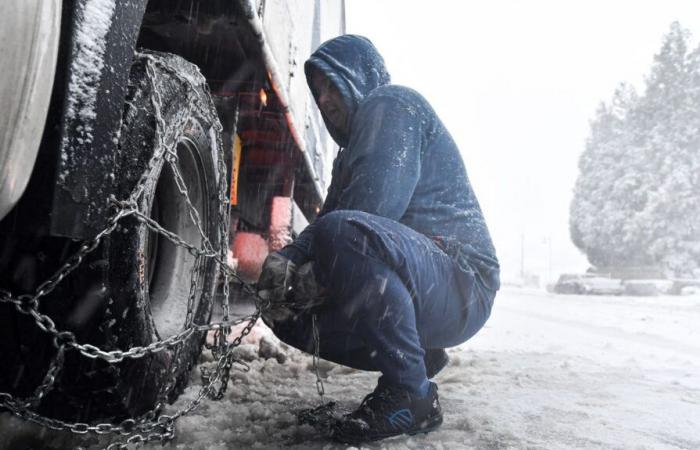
[571,84,648,268]
[571,22,700,276]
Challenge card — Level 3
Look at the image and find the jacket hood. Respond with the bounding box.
[305,34,391,146]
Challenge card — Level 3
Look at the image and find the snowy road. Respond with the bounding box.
[3,288,700,449]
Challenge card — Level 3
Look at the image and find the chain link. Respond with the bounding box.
[0,52,299,449]
[23,345,66,409]
[312,314,325,397]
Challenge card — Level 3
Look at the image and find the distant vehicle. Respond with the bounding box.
[669,278,700,295]
[622,279,674,296]
[552,273,624,295]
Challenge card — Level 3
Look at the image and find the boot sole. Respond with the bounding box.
[333,412,444,444]
[408,412,443,435]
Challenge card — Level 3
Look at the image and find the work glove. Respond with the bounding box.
[257,253,328,323]
[257,252,297,322]
[290,261,328,311]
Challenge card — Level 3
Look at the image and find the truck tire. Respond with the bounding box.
[95,51,223,419]
[0,51,223,422]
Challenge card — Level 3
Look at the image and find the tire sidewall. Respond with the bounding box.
[106,52,221,416]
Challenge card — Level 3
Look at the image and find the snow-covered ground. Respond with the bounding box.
[2,287,699,449]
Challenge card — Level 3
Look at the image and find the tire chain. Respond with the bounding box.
[0,52,310,449]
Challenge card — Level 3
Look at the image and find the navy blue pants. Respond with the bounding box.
[270,210,496,394]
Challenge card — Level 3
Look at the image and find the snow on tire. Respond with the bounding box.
[100,51,223,420]
[0,51,224,422]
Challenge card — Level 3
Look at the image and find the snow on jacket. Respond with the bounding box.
[280,34,499,291]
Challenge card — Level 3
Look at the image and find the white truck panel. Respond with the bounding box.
[261,0,345,194]
[0,0,62,221]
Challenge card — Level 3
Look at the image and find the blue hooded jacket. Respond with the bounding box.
[281,35,499,291]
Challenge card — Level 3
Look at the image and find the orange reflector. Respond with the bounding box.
[230,134,242,205]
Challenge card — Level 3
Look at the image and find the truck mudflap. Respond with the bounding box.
[50,0,147,239]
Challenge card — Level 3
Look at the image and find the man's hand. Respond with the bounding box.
[257,252,296,322]
[257,253,329,323]
[258,252,296,302]
[291,261,328,310]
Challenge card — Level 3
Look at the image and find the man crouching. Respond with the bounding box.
[258,34,499,444]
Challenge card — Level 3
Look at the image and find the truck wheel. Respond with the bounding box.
[0,51,224,422]
[98,51,223,419]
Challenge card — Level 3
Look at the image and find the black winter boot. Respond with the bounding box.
[332,381,443,444]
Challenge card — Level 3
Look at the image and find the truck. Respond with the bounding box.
[0,0,344,431]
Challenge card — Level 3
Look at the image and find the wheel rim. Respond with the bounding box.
[147,136,209,339]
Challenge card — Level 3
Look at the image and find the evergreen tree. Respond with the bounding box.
[571,84,647,268]
[570,22,700,276]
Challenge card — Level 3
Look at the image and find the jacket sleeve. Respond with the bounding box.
[276,151,344,264]
[334,93,423,219]
[277,223,315,264]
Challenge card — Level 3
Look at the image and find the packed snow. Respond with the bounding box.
[2,287,699,449]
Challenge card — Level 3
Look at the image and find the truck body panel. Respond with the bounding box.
[0,0,61,222]
[260,0,343,202]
